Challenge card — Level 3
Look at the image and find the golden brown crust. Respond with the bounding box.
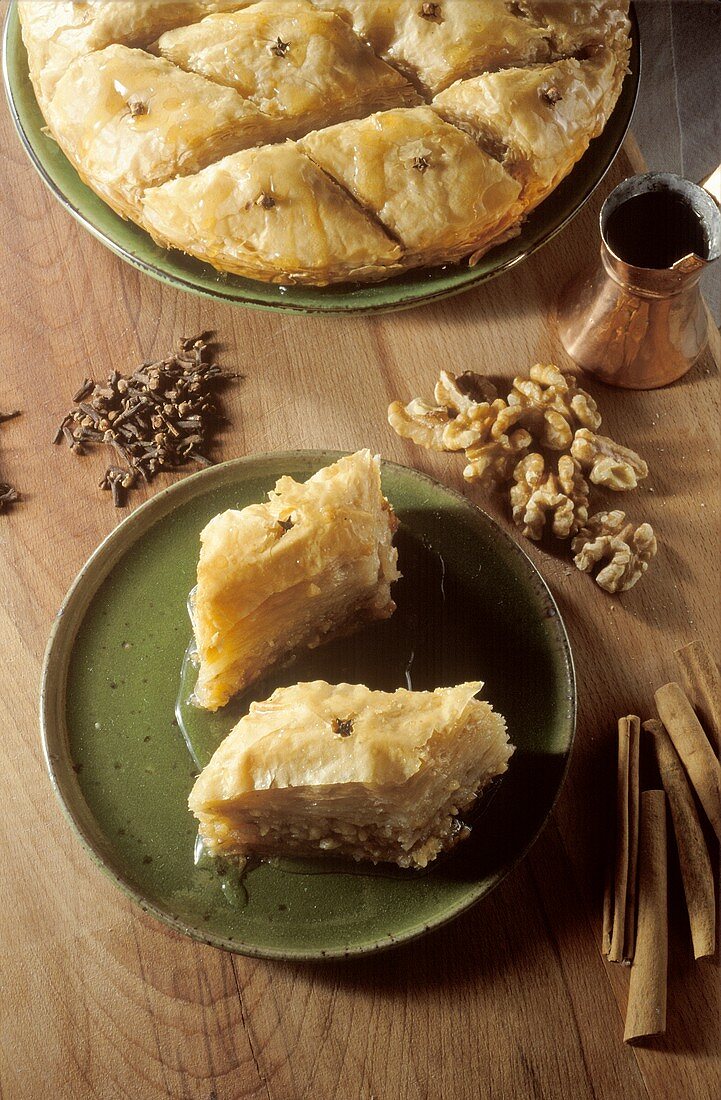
[154,1,421,141]
[300,107,524,268]
[18,0,254,109]
[192,451,400,710]
[142,142,404,285]
[189,680,513,869]
[44,45,275,220]
[433,45,630,212]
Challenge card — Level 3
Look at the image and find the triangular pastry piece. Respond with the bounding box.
[311,0,554,94]
[18,0,251,109]
[189,451,400,711]
[44,45,274,220]
[301,106,523,268]
[143,141,403,283]
[189,680,513,869]
[155,0,420,142]
[433,49,624,211]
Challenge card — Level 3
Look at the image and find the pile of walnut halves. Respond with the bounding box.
[388,364,657,593]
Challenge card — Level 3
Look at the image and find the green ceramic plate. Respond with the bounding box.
[3,2,639,314]
[41,452,575,960]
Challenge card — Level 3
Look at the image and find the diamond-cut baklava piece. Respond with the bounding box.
[301,106,523,267]
[189,680,513,869]
[155,0,420,142]
[312,0,554,95]
[142,142,403,283]
[191,451,400,711]
[18,0,251,109]
[44,45,273,219]
[433,47,626,210]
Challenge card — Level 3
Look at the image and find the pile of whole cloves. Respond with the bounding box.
[54,334,240,506]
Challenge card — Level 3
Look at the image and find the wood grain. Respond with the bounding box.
[1,91,719,1099]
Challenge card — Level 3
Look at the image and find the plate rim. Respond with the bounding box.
[3,1,640,315]
[40,450,577,961]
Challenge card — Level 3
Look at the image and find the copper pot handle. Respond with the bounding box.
[700,163,721,205]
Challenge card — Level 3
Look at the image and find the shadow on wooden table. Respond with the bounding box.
[286,836,719,1059]
[277,570,719,1060]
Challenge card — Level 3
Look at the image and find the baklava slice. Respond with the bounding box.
[142,142,403,284]
[433,48,626,211]
[19,0,252,110]
[301,107,523,268]
[155,0,420,142]
[311,0,554,95]
[190,451,400,711]
[189,680,513,869]
[44,45,273,220]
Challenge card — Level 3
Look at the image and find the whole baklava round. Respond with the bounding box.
[20,0,631,285]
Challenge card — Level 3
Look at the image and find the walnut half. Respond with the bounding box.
[463,420,532,485]
[570,429,648,491]
[510,453,589,540]
[388,370,531,484]
[507,364,602,450]
[572,511,657,593]
[388,396,456,451]
[388,369,497,452]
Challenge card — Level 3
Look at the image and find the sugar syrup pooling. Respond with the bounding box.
[176,523,509,892]
[193,831,250,906]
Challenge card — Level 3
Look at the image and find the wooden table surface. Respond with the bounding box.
[0,95,719,1100]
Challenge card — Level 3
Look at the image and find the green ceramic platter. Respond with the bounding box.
[41,451,575,960]
[3,2,639,315]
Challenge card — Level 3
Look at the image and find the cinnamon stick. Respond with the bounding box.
[602,856,613,957]
[675,641,721,755]
[609,716,640,963]
[645,719,716,959]
[624,790,668,1043]
[655,682,721,842]
[624,719,641,960]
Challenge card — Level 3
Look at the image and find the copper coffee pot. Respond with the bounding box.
[556,168,721,389]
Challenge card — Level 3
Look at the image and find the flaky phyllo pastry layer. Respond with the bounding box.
[191,451,400,711]
[20,0,631,284]
[190,680,513,869]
